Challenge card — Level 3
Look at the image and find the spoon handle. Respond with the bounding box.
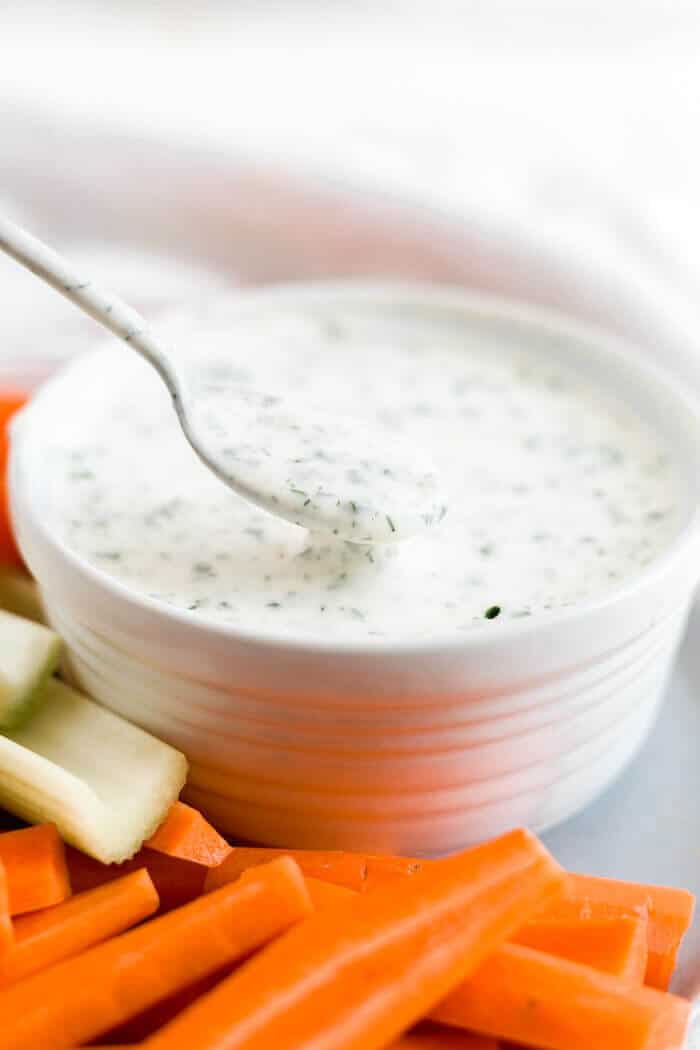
[0,215,177,390]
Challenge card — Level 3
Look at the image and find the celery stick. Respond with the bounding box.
[0,678,188,863]
[0,608,61,729]
[0,568,46,624]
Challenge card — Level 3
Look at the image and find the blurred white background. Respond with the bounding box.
[2,1,700,384]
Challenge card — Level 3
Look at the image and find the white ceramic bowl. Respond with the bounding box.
[9,282,700,854]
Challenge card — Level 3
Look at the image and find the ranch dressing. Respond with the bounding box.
[185,382,446,543]
[47,302,683,642]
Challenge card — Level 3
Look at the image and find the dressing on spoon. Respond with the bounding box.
[0,216,446,543]
[185,381,445,543]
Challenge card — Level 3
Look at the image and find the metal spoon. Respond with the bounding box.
[0,216,446,544]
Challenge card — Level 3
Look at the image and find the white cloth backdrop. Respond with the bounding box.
[2,0,700,390]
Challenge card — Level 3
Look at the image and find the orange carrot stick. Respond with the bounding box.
[0,860,13,961]
[66,845,206,912]
[279,850,693,992]
[304,876,357,911]
[558,873,695,991]
[0,468,21,567]
[205,847,371,892]
[361,856,425,892]
[206,855,356,913]
[0,392,28,567]
[0,855,312,1050]
[361,861,651,980]
[102,879,355,1043]
[99,967,230,1044]
[0,869,159,987]
[145,828,564,1050]
[146,802,231,868]
[205,848,422,895]
[0,392,29,434]
[538,894,647,925]
[99,967,227,1044]
[0,824,70,915]
[391,1025,500,1049]
[514,915,649,982]
[431,942,690,1050]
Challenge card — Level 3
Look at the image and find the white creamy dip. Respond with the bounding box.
[45,301,683,641]
[184,382,446,543]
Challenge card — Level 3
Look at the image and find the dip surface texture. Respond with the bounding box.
[47,303,682,641]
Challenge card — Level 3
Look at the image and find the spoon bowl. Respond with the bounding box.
[181,373,446,543]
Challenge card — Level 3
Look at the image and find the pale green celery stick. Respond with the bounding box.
[0,608,62,729]
[0,568,46,624]
[0,678,188,863]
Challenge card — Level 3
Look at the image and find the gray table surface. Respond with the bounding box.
[545,600,700,998]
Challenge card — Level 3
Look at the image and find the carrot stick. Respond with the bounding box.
[304,877,357,911]
[391,1025,500,1049]
[145,828,564,1050]
[103,877,351,1043]
[274,850,693,992]
[431,942,690,1050]
[0,860,13,961]
[99,969,227,1044]
[0,855,312,1050]
[205,847,372,892]
[350,861,651,980]
[145,802,231,868]
[362,856,425,892]
[558,873,695,991]
[0,824,70,915]
[538,894,647,925]
[0,391,28,567]
[204,850,356,913]
[514,914,649,982]
[0,468,21,567]
[205,848,422,894]
[0,869,159,986]
[0,392,29,434]
[66,845,206,912]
